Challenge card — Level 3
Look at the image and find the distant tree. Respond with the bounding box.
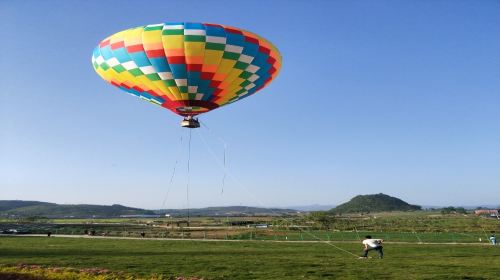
[308,211,336,229]
[441,207,466,214]
[441,207,455,214]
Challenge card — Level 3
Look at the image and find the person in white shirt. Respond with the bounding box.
[361,235,384,259]
[489,233,496,245]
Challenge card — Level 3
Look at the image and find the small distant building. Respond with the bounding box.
[474,209,499,217]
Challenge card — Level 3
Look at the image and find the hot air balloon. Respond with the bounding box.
[92,22,281,128]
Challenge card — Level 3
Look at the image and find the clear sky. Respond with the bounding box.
[1,0,499,209]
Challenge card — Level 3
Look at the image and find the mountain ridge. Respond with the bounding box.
[0,200,155,218]
[0,200,298,218]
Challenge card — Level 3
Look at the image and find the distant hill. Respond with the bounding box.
[330,193,421,214]
[0,201,299,218]
[0,200,155,218]
[157,206,298,217]
[0,200,53,212]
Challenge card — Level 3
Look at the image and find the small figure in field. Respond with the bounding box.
[360,235,384,259]
[47,231,52,237]
[489,233,496,245]
[140,232,146,238]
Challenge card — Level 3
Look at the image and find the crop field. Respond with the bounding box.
[2,212,498,243]
[1,236,500,279]
[1,213,499,279]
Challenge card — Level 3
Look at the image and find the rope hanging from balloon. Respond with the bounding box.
[200,121,228,196]
[161,133,184,210]
[195,123,360,259]
[186,129,192,226]
[221,143,227,195]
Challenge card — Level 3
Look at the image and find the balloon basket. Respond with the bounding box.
[181,117,200,128]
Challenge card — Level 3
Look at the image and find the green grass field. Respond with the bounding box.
[1,236,499,279]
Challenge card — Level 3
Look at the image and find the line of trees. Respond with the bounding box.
[440,207,467,214]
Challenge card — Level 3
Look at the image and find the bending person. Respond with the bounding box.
[361,235,384,259]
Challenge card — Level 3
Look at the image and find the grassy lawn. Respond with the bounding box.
[1,236,499,279]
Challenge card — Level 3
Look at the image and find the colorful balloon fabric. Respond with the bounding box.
[92,22,281,116]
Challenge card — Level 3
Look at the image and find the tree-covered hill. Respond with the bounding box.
[330,193,421,214]
[0,200,155,218]
[0,201,298,218]
[0,200,53,212]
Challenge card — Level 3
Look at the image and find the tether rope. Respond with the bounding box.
[221,143,227,195]
[160,133,183,210]
[199,121,227,195]
[186,129,192,226]
[195,125,360,258]
[349,218,361,241]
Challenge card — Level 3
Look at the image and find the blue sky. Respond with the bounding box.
[1,0,499,209]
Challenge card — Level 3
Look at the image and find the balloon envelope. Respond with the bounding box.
[92,22,281,116]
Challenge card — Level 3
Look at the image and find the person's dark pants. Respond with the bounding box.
[363,246,383,258]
